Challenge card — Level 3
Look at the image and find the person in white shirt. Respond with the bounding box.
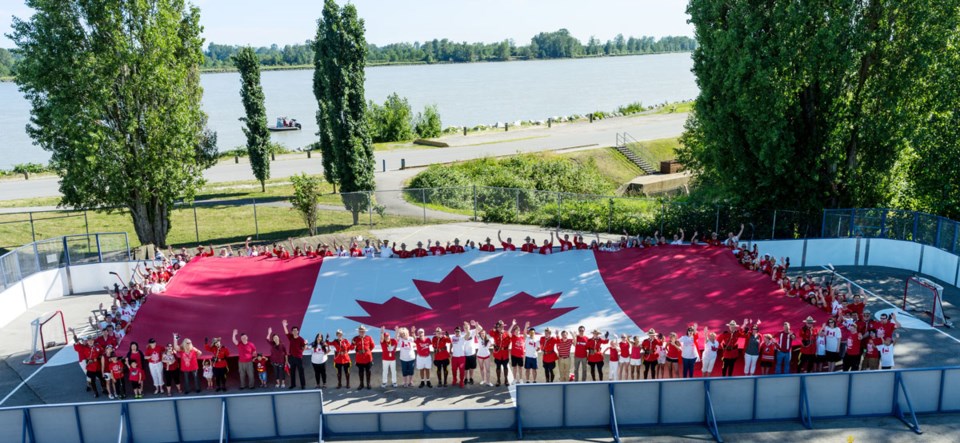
[815,329,827,372]
[449,324,467,388]
[362,240,377,258]
[523,327,541,384]
[309,334,329,388]
[822,318,842,372]
[475,326,494,386]
[670,229,685,245]
[878,334,899,369]
[396,328,417,387]
[701,330,719,377]
[679,326,700,378]
[379,326,398,388]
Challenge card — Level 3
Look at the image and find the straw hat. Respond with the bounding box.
[804,316,815,324]
[357,325,367,332]
[727,320,739,327]
[647,328,656,335]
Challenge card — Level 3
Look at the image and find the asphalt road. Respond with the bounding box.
[0,113,687,202]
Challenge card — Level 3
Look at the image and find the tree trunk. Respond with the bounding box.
[352,209,360,225]
[129,197,171,248]
[261,180,265,192]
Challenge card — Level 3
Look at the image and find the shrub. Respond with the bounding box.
[12,163,48,174]
[616,101,645,115]
[368,93,414,143]
[414,104,442,139]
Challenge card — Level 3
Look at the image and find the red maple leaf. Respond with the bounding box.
[347,266,576,331]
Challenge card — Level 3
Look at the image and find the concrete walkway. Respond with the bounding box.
[0,113,687,201]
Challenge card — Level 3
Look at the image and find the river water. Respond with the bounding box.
[0,52,696,169]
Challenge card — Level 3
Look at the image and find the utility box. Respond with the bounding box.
[660,160,682,174]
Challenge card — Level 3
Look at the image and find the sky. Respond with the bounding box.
[0,0,693,48]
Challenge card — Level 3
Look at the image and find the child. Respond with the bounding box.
[202,359,214,390]
[254,353,269,388]
[107,355,127,399]
[128,360,144,399]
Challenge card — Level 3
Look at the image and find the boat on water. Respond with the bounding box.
[270,117,301,132]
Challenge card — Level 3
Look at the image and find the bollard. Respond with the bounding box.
[505,122,509,132]
[23,172,29,180]
[589,114,594,123]
[463,126,468,137]
[382,159,386,172]
[548,118,552,128]
[401,158,406,170]
[271,153,276,161]
[307,150,311,159]
[234,155,239,164]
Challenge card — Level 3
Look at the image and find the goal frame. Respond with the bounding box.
[903,276,946,327]
[22,310,67,365]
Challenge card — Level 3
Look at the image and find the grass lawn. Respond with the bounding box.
[563,148,643,187]
[625,137,682,167]
[652,101,695,115]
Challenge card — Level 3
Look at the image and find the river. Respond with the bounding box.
[0,52,696,169]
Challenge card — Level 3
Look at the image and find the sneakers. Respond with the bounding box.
[419,381,425,388]
[109,395,115,400]
[392,383,398,388]
[381,383,386,388]
[427,381,433,388]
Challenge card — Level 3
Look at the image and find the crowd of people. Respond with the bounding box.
[71,226,904,400]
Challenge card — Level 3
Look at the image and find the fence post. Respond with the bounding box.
[252,199,260,240]
[29,212,36,243]
[660,201,665,234]
[419,189,426,224]
[880,211,888,238]
[83,210,90,238]
[193,205,200,244]
[369,191,374,227]
[608,199,614,233]
[771,210,777,240]
[515,188,520,219]
[714,205,720,235]
[935,217,943,249]
[954,223,959,254]
[820,209,827,238]
[849,208,856,237]
[96,234,103,263]
[473,185,478,221]
[912,211,919,242]
[556,192,562,229]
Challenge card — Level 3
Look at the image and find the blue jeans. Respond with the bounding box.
[775,351,791,374]
[682,358,697,378]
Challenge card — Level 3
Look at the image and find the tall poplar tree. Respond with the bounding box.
[10,0,211,248]
[313,0,376,223]
[234,46,270,192]
[679,0,960,213]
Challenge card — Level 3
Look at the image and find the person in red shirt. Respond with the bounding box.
[105,353,127,399]
[573,325,589,381]
[282,319,308,389]
[128,360,144,399]
[490,321,512,386]
[73,333,105,397]
[392,243,412,259]
[352,326,375,390]
[414,328,434,387]
[877,312,901,340]
[586,329,609,380]
[718,320,746,377]
[480,237,496,252]
[204,337,230,392]
[798,317,819,373]
[428,240,446,256]
[509,322,526,382]
[497,231,517,251]
[231,330,257,390]
[556,230,574,252]
[278,246,291,260]
[349,243,364,257]
[540,328,559,382]
[447,239,465,254]
[327,329,353,389]
[759,334,778,375]
[539,232,555,255]
[432,328,452,387]
[380,326,398,388]
[861,330,882,370]
[617,334,631,381]
[842,325,864,371]
[641,328,661,379]
[664,333,682,379]
[520,236,536,253]
[411,241,429,257]
[574,234,590,250]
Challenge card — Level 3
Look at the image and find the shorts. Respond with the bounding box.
[511,355,524,367]
[666,357,678,364]
[400,359,416,376]
[465,355,477,370]
[630,358,642,366]
[524,357,538,370]
[494,358,509,369]
[760,361,774,368]
[130,381,141,389]
[259,372,267,382]
[825,351,841,362]
[434,359,449,369]
[543,361,556,371]
[416,356,432,370]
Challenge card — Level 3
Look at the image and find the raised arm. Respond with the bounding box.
[691,231,699,244]
[736,223,745,239]
[232,329,239,346]
[678,229,685,242]
[266,327,273,341]
[282,319,290,335]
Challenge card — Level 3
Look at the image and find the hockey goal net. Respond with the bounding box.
[903,276,946,327]
[22,310,67,365]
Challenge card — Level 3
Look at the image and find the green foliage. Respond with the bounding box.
[681,0,960,216]
[11,162,48,174]
[314,0,376,223]
[616,101,645,115]
[368,93,414,143]
[414,105,443,139]
[0,48,16,77]
[289,173,323,236]
[234,46,271,191]
[11,0,210,248]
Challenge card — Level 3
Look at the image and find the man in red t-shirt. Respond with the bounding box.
[480,237,496,252]
[574,234,589,250]
[432,328,452,387]
[520,237,536,253]
[392,243,412,259]
[490,321,512,386]
[556,230,574,252]
[498,231,517,251]
[414,328,433,387]
[447,239,465,254]
[72,331,105,397]
[232,329,257,390]
[349,243,364,257]
[282,320,307,389]
[573,325,589,381]
[411,241,429,258]
[842,325,863,372]
[509,322,526,381]
[353,326,375,390]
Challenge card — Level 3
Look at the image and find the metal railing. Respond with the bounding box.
[822,208,960,253]
[0,233,130,293]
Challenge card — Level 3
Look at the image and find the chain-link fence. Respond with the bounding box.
[822,208,960,253]
[0,233,130,292]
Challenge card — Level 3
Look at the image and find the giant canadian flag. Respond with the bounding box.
[122,247,827,352]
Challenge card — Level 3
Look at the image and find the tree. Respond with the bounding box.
[313,0,376,224]
[497,40,512,61]
[290,173,323,236]
[10,0,211,248]
[679,0,960,214]
[0,48,15,77]
[368,93,413,143]
[233,47,271,192]
[414,105,442,139]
